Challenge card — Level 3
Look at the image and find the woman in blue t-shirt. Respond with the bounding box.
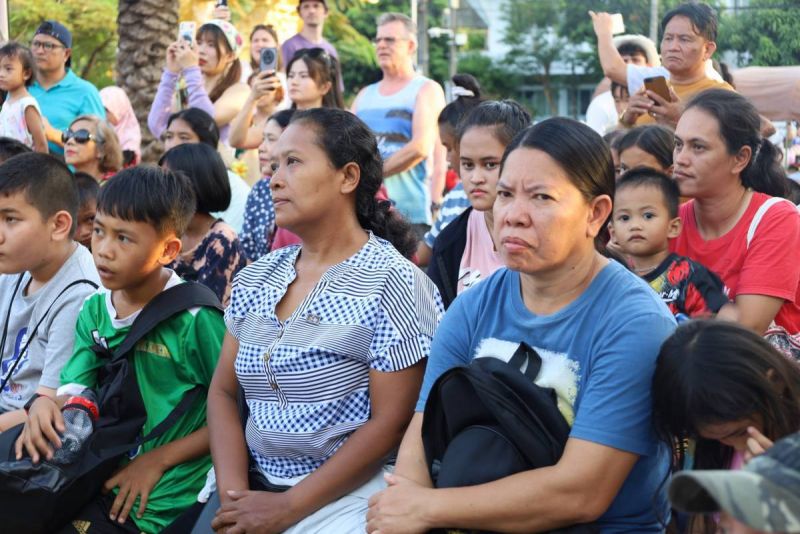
[368,117,676,533]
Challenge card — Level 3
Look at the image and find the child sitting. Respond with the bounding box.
[72,172,99,250]
[15,166,226,533]
[0,43,47,153]
[612,168,730,318]
[0,153,99,431]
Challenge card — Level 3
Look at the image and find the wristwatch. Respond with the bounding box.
[23,393,48,414]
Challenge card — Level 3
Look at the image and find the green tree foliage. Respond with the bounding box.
[717,0,800,66]
[9,0,117,87]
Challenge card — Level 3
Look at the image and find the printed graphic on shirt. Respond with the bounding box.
[473,337,579,425]
[644,253,729,318]
[1,327,29,401]
[458,267,484,291]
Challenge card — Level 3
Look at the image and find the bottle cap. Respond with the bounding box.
[64,395,99,421]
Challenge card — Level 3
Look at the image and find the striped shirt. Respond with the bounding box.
[423,183,470,248]
[225,233,443,478]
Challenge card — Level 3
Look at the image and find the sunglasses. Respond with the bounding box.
[293,47,333,67]
[61,129,95,144]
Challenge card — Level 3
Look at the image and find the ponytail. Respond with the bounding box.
[291,108,419,258]
[438,73,484,130]
[742,138,788,198]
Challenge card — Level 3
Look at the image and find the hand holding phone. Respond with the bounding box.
[260,47,278,73]
[643,76,671,103]
[179,21,196,45]
[610,14,625,35]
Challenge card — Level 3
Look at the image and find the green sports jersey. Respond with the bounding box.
[60,278,225,533]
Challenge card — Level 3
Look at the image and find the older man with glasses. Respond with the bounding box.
[28,20,106,155]
[352,13,446,240]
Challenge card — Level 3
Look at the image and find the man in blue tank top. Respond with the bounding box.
[353,13,446,236]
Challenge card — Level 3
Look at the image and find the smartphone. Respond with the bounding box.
[216,0,228,6]
[610,13,625,35]
[644,76,671,102]
[260,47,278,72]
[179,21,196,44]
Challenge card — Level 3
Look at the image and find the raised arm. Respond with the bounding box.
[589,11,629,86]
[382,81,446,178]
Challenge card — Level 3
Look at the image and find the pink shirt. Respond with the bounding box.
[457,209,503,294]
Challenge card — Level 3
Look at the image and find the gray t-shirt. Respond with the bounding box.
[0,245,99,411]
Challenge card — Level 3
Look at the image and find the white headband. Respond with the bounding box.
[452,86,475,98]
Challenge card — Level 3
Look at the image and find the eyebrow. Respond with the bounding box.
[674,134,707,144]
[0,208,21,215]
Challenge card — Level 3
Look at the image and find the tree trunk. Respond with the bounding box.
[117,0,180,163]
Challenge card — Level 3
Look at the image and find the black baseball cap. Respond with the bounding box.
[34,20,72,68]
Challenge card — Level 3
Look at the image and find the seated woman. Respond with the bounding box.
[207,109,441,533]
[148,20,249,144]
[286,48,343,110]
[652,320,800,533]
[368,118,675,533]
[63,115,123,182]
[428,100,530,308]
[162,108,250,234]
[672,90,800,345]
[160,143,248,306]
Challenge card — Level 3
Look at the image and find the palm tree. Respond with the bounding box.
[117,0,180,163]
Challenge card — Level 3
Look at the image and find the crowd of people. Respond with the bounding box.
[0,0,797,533]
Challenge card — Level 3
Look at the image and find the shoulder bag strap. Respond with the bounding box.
[0,278,98,393]
[747,197,792,249]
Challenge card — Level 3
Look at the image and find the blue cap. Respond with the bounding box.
[35,20,72,49]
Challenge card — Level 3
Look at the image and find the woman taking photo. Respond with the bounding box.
[148,19,249,144]
[63,114,123,182]
[368,118,675,533]
[207,108,441,533]
[286,48,343,110]
[672,89,800,342]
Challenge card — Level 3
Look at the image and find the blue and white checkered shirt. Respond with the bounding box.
[225,233,443,478]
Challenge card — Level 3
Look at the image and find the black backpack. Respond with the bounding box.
[0,281,222,534]
[422,342,597,533]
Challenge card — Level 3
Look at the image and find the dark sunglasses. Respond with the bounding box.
[293,47,333,67]
[62,129,95,144]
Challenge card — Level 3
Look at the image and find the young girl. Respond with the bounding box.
[0,42,47,153]
[286,47,343,110]
[615,124,674,176]
[148,19,249,144]
[652,320,800,532]
[427,100,531,308]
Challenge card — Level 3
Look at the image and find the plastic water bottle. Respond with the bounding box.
[51,390,99,465]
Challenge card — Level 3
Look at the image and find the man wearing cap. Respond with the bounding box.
[281,1,339,68]
[585,34,659,135]
[28,20,106,155]
[670,431,800,533]
[352,13,446,238]
[590,3,733,128]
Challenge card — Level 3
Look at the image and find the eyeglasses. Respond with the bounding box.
[62,129,95,144]
[31,40,65,52]
[372,37,408,46]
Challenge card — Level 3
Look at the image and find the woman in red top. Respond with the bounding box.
[672,89,800,335]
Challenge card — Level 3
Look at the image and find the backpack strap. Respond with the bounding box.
[746,197,796,249]
[507,342,543,382]
[105,281,222,364]
[0,278,99,393]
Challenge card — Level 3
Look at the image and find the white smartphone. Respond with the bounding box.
[179,21,196,44]
[610,13,625,35]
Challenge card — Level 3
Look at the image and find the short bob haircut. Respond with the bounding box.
[0,152,78,231]
[97,165,196,237]
[69,115,123,174]
[166,108,220,149]
[159,143,231,214]
[501,117,615,255]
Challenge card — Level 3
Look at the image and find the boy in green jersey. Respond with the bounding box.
[15,166,226,533]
